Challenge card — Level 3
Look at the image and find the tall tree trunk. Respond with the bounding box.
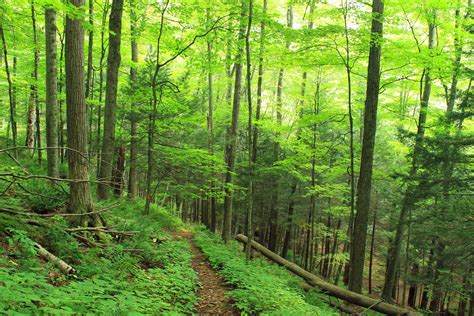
[245,0,253,260]
[252,0,266,167]
[1,25,17,158]
[65,0,95,223]
[96,0,110,178]
[206,8,217,232]
[31,2,42,164]
[97,0,124,199]
[340,0,356,281]
[382,16,436,301]
[222,0,246,243]
[85,0,94,100]
[58,30,65,163]
[268,6,293,253]
[348,0,384,293]
[45,7,59,178]
[86,0,94,155]
[128,0,139,198]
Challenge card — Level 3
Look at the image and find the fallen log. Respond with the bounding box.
[34,242,76,274]
[235,234,413,315]
[300,282,357,314]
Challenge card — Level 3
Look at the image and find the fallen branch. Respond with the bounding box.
[66,226,137,236]
[34,242,76,274]
[71,233,106,248]
[40,208,109,218]
[235,234,413,315]
[66,226,108,232]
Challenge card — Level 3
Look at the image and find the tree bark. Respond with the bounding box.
[27,2,41,163]
[1,25,17,158]
[45,7,59,178]
[236,234,412,315]
[65,0,98,227]
[244,0,253,260]
[97,0,124,199]
[222,0,246,242]
[206,8,217,232]
[96,0,110,178]
[349,0,384,294]
[85,0,94,100]
[128,0,139,198]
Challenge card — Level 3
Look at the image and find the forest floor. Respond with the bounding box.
[176,230,239,315]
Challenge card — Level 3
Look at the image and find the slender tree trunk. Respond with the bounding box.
[245,0,253,260]
[85,0,94,156]
[252,0,266,166]
[382,17,436,301]
[128,0,139,198]
[58,30,65,163]
[206,8,217,232]
[96,0,110,178]
[340,0,356,281]
[85,0,94,100]
[1,25,17,158]
[269,7,293,253]
[222,0,246,242]
[26,2,41,161]
[45,7,59,178]
[144,98,157,214]
[349,0,384,293]
[97,0,124,199]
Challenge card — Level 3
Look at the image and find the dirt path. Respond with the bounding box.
[177,230,239,315]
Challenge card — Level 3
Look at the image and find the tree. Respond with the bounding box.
[382,11,437,302]
[1,22,17,157]
[65,0,99,227]
[45,4,59,178]
[245,0,253,260]
[127,0,139,198]
[349,0,384,294]
[222,0,247,242]
[97,0,124,199]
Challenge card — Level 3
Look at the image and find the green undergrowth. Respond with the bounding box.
[193,226,338,315]
[0,199,199,314]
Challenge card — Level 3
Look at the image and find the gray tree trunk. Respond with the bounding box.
[65,0,94,221]
[45,7,59,178]
[97,0,124,199]
[1,25,17,157]
[222,0,247,243]
[128,0,139,198]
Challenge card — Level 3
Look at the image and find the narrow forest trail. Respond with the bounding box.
[176,230,239,315]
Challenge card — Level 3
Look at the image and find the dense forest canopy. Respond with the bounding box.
[0,0,473,314]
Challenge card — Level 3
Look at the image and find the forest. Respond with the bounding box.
[0,0,472,314]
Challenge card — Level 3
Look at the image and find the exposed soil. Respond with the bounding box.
[176,230,239,315]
